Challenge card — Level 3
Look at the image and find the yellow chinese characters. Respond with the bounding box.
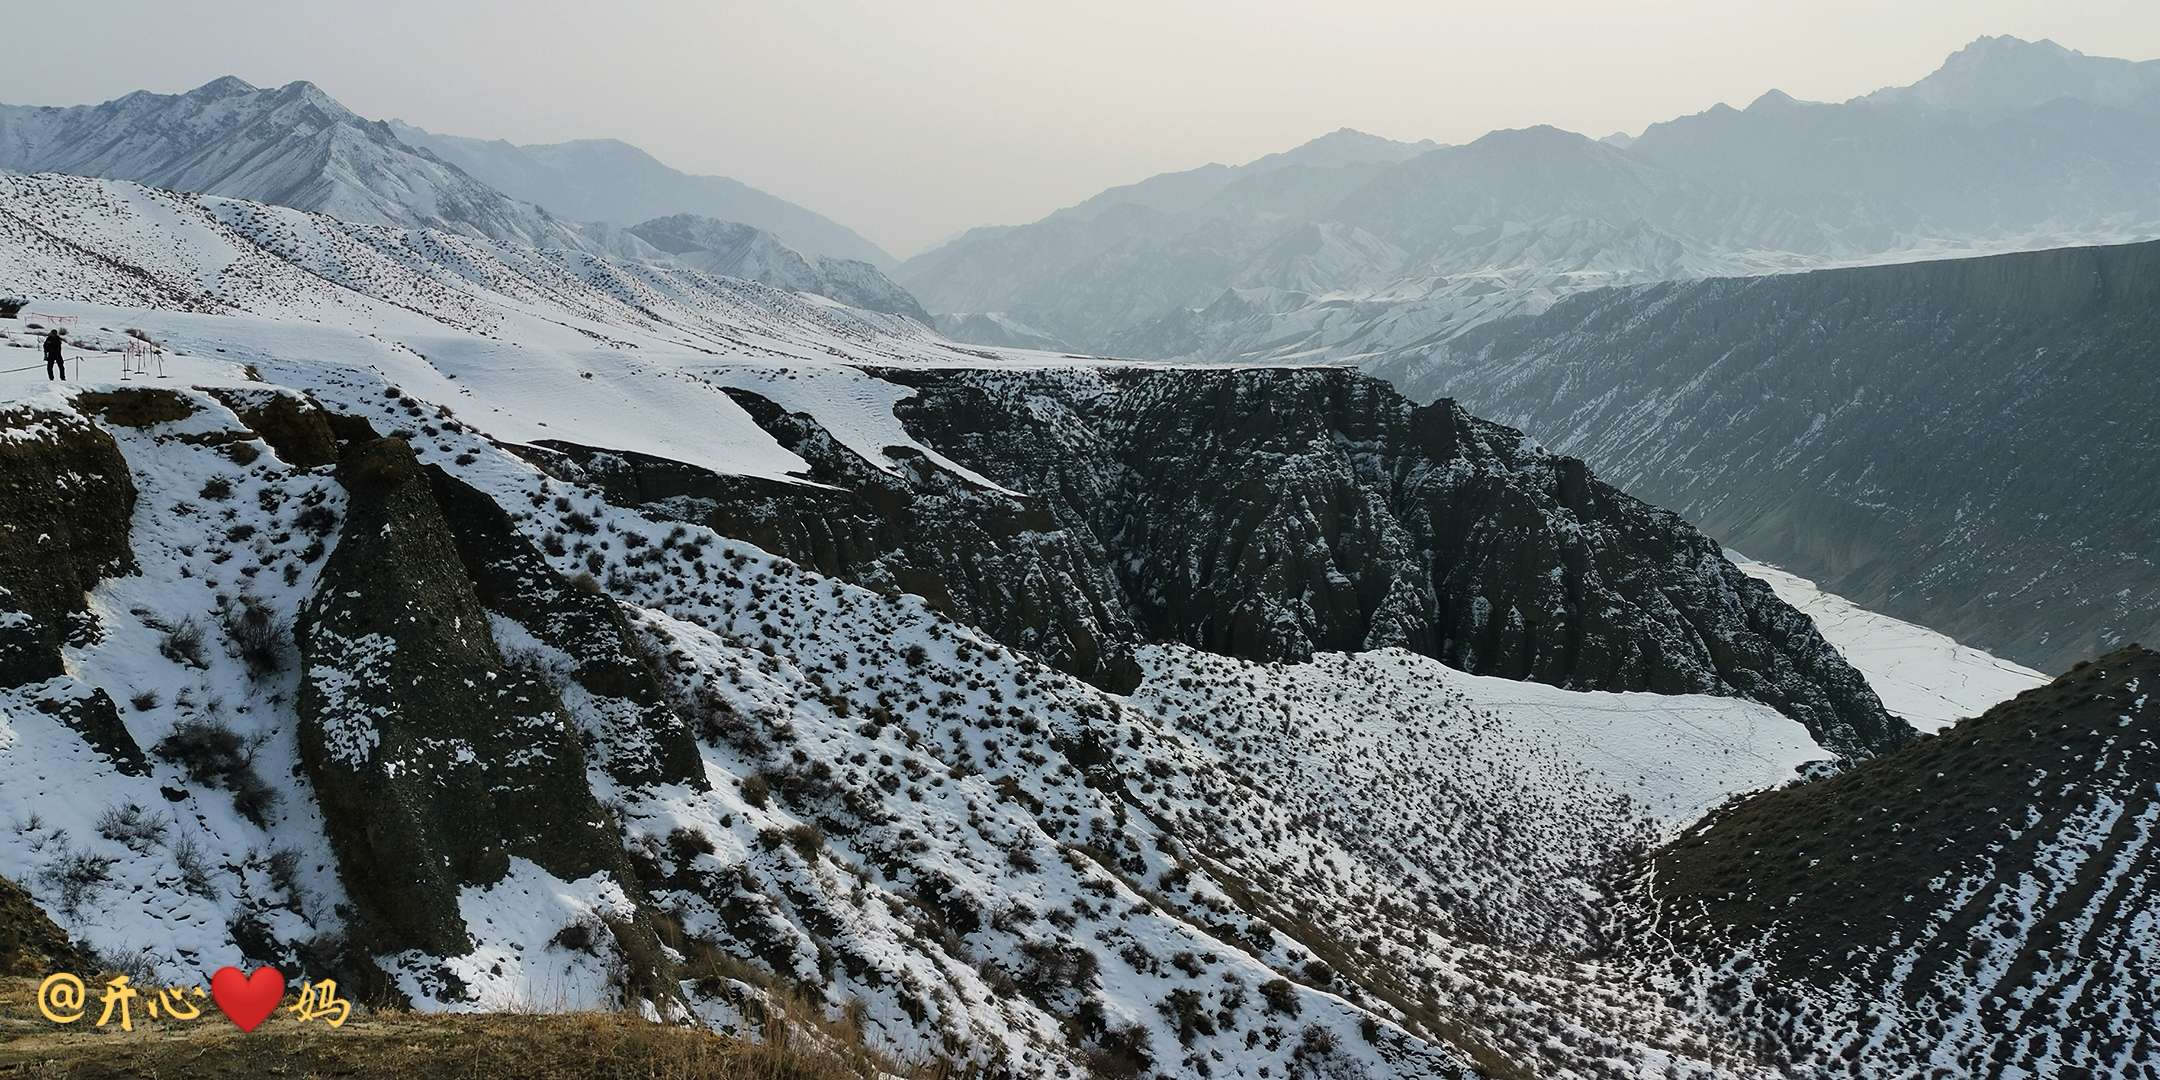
[288,978,351,1028]
[40,974,205,1032]
[148,984,207,1020]
[34,972,349,1030]
[93,974,140,1031]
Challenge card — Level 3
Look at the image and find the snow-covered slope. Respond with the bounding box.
[0,174,2133,1077]
[0,332,1835,1078]
[1650,645,2160,1078]
[0,172,974,479]
[1734,556,2047,732]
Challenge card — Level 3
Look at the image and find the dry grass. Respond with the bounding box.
[0,977,954,1080]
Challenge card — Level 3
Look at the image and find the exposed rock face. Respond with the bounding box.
[204,388,339,468]
[885,367,1902,755]
[1383,238,2160,674]
[423,464,706,790]
[0,403,146,777]
[546,366,1898,755]
[0,873,83,977]
[295,438,642,960]
[0,405,136,685]
[523,391,1145,692]
[1649,645,2160,1076]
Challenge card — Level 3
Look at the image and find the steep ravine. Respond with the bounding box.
[533,366,1903,757]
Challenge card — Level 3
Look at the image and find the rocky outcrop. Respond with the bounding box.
[423,463,706,789]
[0,404,135,687]
[546,366,1898,755]
[295,438,648,961]
[1386,238,2160,674]
[1649,645,2160,1075]
[885,367,1903,755]
[205,388,339,467]
[0,873,82,977]
[523,391,1144,692]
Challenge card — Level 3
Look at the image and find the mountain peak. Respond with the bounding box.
[1258,126,1437,170]
[186,75,257,99]
[1856,33,2156,115]
[1747,88,1800,111]
[1466,124,1596,153]
[1951,33,2075,60]
[273,79,338,106]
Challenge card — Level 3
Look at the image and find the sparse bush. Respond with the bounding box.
[199,476,233,500]
[154,717,279,826]
[221,596,288,679]
[665,827,715,867]
[160,617,207,668]
[170,833,215,899]
[1159,987,1217,1046]
[741,773,772,809]
[1261,977,1301,1017]
[39,847,118,919]
[784,823,825,858]
[266,846,306,909]
[1297,1023,1341,1058]
[293,504,337,535]
[129,690,159,712]
[550,912,604,955]
[1017,940,1100,999]
[88,946,160,984]
[1084,1021,1154,1080]
[96,802,169,854]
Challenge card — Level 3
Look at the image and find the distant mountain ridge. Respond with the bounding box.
[1855,34,2160,115]
[899,35,2160,362]
[387,123,896,267]
[1377,237,2160,675]
[0,76,603,253]
[0,78,925,322]
[627,214,926,320]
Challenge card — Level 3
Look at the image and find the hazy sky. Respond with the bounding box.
[9,1,2160,256]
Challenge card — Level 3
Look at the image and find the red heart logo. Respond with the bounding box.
[210,966,285,1032]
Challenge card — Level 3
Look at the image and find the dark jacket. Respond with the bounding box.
[43,334,62,360]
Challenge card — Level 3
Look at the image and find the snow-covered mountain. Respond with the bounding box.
[386,124,896,268]
[1649,644,2160,1077]
[1855,33,2160,116]
[900,36,2160,365]
[8,172,2127,1076]
[0,77,605,254]
[0,79,936,324]
[628,214,927,322]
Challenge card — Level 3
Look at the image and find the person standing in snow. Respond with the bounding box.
[43,330,64,381]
